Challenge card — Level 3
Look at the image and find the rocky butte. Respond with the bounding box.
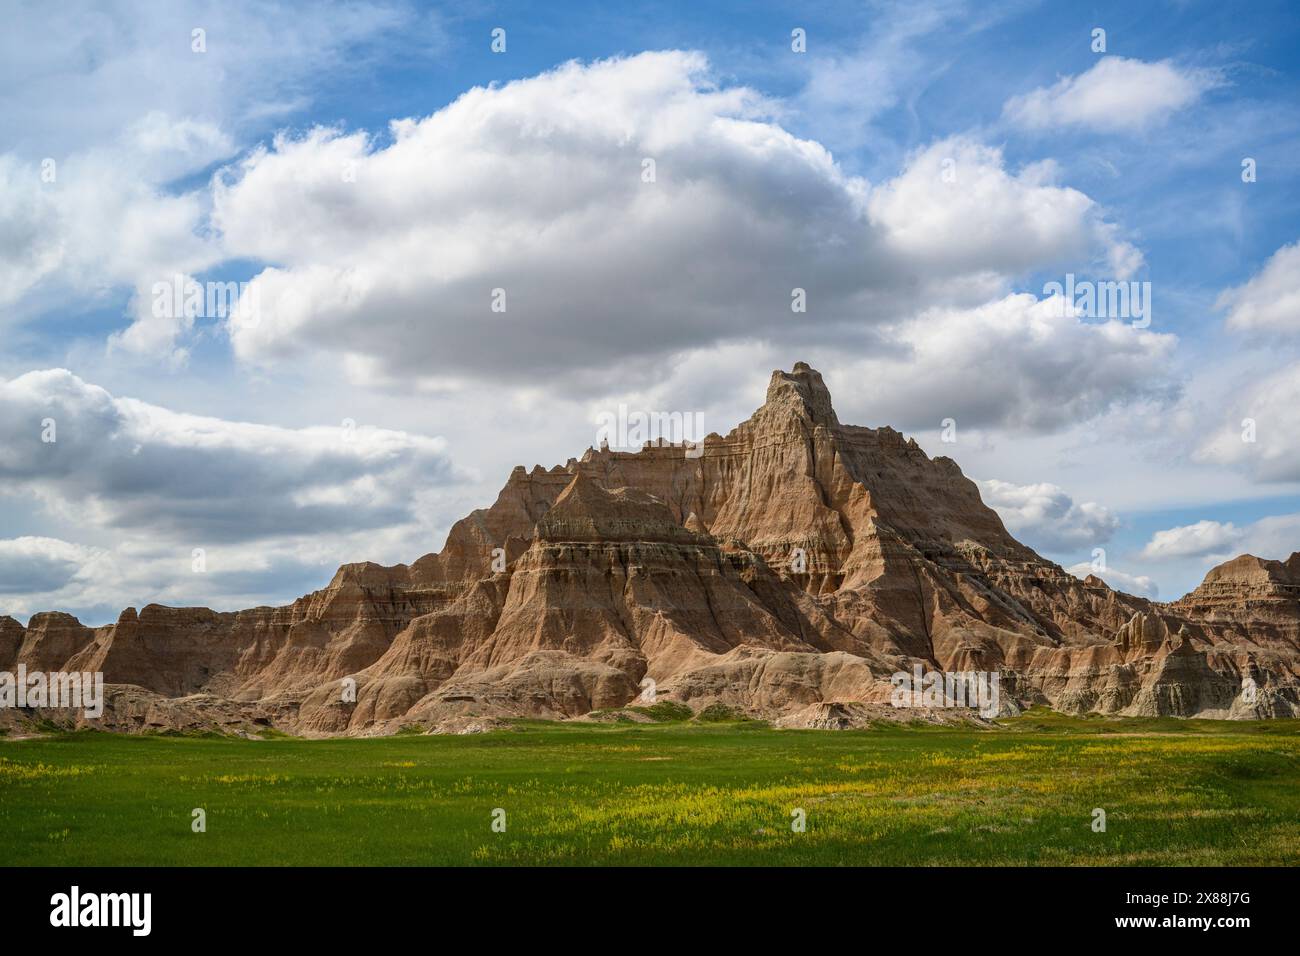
[2,363,1297,735]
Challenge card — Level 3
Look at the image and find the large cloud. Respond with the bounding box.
[1004,57,1219,132]
[1191,240,1300,483]
[824,293,1177,432]
[0,0,420,349]
[1195,360,1300,482]
[866,139,1142,278]
[1216,239,1300,337]
[0,150,218,315]
[203,52,1144,393]
[1140,520,1241,560]
[0,537,98,595]
[977,478,1119,552]
[0,369,458,542]
[0,1,413,154]
[1140,514,1300,563]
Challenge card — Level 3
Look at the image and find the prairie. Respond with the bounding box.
[2,712,1297,866]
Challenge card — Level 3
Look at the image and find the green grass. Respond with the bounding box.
[627,700,694,722]
[2,713,1298,866]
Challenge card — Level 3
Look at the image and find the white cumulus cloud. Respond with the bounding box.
[1140,520,1241,560]
[1140,514,1299,564]
[0,369,459,542]
[1216,239,1300,336]
[977,478,1120,552]
[200,53,1145,398]
[1004,56,1220,132]
[867,138,1143,279]
[1195,360,1300,483]
[825,293,1177,432]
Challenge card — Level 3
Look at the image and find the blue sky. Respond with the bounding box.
[2,0,1299,623]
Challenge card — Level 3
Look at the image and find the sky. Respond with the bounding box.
[1,0,1299,625]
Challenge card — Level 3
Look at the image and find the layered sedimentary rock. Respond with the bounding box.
[3,363,1297,735]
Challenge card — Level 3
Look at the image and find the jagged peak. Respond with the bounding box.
[10,358,1299,733]
[761,362,839,429]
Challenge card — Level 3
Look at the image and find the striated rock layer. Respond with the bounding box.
[3,363,1298,735]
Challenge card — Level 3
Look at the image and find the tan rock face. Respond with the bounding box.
[6,363,1299,734]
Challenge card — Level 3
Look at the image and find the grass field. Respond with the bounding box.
[2,711,1298,866]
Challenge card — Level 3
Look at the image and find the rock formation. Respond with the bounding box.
[3,363,1297,734]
